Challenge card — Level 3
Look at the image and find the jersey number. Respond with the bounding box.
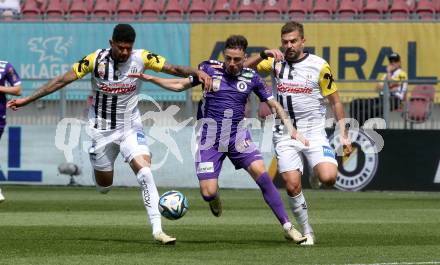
[323,73,334,89]
[147,53,160,63]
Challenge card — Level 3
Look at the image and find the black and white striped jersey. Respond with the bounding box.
[257,53,337,135]
[73,48,165,130]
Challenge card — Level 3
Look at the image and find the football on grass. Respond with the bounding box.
[158,190,188,220]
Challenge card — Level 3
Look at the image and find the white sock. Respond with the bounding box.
[282,222,293,232]
[136,167,162,235]
[288,192,313,235]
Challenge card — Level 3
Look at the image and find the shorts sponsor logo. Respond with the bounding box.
[329,130,379,191]
[197,162,214,174]
[322,146,335,158]
[137,132,147,145]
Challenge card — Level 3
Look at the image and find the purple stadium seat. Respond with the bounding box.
[312,0,337,20]
[261,0,288,21]
[236,0,261,20]
[362,0,389,20]
[212,0,236,20]
[288,0,313,20]
[187,0,212,21]
[139,0,164,21]
[116,0,141,20]
[338,0,363,19]
[415,0,436,20]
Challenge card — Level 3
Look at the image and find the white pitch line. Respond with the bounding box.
[344,261,440,265]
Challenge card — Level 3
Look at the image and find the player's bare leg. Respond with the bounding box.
[282,170,315,246]
[93,170,114,194]
[130,154,175,245]
[199,179,222,217]
[313,162,337,187]
[247,160,306,244]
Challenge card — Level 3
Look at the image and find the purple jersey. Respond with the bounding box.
[196,60,273,136]
[0,61,21,129]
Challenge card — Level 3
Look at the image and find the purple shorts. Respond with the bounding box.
[195,130,263,180]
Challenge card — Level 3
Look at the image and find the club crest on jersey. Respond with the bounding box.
[97,62,106,79]
[237,81,248,92]
[274,62,282,76]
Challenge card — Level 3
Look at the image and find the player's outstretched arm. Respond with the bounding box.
[7,70,78,110]
[0,85,21,96]
[244,49,284,69]
[266,99,309,146]
[129,73,192,92]
[161,63,212,91]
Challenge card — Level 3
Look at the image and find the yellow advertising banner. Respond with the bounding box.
[190,23,439,102]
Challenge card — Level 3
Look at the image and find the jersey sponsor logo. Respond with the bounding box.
[322,146,335,158]
[236,81,248,92]
[277,83,313,94]
[197,162,214,174]
[212,78,221,92]
[329,130,378,191]
[97,83,137,94]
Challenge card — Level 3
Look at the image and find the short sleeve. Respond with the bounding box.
[256,58,273,75]
[5,63,21,86]
[141,49,166,72]
[319,63,337,97]
[253,75,273,102]
[72,52,95,79]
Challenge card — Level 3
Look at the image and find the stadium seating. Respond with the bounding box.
[138,0,164,21]
[362,0,389,20]
[21,0,43,20]
[403,85,435,128]
[163,0,186,21]
[211,0,236,20]
[261,0,288,21]
[187,0,212,21]
[415,0,437,20]
[69,0,93,21]
[91,0,117,20]
[288,0,313,20]
[236,0,261,20]
[312,0,337,20]
[116,0,142,20]
[45,0,69,21]
[390,0,415,20]
[338,0,363,19]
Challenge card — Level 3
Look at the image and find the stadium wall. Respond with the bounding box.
[0,22,190,101]
[1,126,440,191]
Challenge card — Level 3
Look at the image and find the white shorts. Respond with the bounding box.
[274,131,337,174]
[88,127,150,172]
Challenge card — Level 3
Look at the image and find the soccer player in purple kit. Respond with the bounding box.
[129,35,308,243]
[0,60,22,202]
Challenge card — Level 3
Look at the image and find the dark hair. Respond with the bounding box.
[224,35,248,51]
[112,24,136,43]
[281,21,304,38]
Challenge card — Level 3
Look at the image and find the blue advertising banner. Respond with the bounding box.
[0,23,190,101]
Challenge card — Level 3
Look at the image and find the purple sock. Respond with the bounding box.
[201,193,217,202]
[256,172,289,225]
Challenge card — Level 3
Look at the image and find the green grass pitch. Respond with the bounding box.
[0,186,439,265]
